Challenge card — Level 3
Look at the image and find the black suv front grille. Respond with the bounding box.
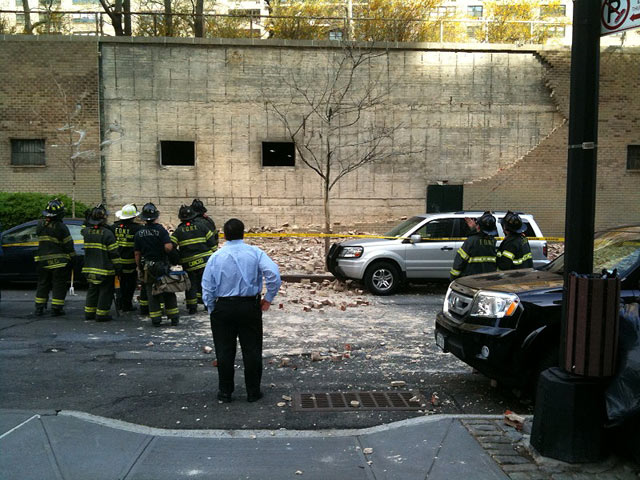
[446,289,474,318]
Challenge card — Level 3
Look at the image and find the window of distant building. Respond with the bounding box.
[262,142,295,167]
[228,9,261,17]
[540,4,567,17]
[428,6,456,19]
[467,6,483,18]
[627,145,640,171]
[329,29,343,41]
[73,12,95,23]
[159,141,195,167]
[11,139,45,166]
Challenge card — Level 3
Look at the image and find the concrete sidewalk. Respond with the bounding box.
[0,409,507,480]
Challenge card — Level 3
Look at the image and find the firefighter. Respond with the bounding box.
[171,205,217,314]
[82,205,120,322]
[191,198,219,247]
[34,198,75,316]
[497,211,533,271]
[113,204,142,312]
[450,211,498,281]
[134,203,179,326]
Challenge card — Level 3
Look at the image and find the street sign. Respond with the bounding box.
[601,0,640,35]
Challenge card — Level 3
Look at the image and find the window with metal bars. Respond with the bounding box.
[11,139,45,166]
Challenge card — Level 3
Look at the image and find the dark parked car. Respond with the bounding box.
[434,224,640,392]
[0,219,85,283]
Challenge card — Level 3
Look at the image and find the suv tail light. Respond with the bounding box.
[543,242,548,258]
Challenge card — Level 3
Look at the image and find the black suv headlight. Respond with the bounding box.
[338,246,363,258]
[471,291,520,319]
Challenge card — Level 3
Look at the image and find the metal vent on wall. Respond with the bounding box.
[293,391,425,412]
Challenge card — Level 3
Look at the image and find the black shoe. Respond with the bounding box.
[96,316,112,322]
[247,392,264,403]
[51,308,65,316]
[34,306,45,316]
[171,317,180,326]
[187,307,197,315]
[139,308,149,316]
[151,318,162,326]
[217,392,232,403]
[85,315,96,321]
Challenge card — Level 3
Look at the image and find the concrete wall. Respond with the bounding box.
[2,36,638,236]
[0,36,101,213]
[99,39,562,229]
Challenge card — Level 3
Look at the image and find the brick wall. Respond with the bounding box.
[465,47,640,237]
[0,36,101,214]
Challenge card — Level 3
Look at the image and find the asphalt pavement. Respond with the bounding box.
[1,286,639,479]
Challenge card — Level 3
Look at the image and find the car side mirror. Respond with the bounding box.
[410,234,422,244]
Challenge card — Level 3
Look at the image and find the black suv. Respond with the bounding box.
[434,224,640,391]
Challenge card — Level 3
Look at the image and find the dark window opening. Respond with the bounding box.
[467,5,483,18]
[11,139,45,166]
[160,141,195,166]
[262,142,295,167]
[627,145,640,171]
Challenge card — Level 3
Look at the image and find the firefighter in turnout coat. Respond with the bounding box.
[134,203,180,327]
[171,205,217,314]
[113,204,142,312]
[82,205,120,321]
[34,198,76,316]
[450,212,498,281]
[497,211,533,271]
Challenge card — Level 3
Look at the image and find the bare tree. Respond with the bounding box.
[38,77,124,217]
[99,0,132,36]
[263,45,422,252]
[21,0,32,33]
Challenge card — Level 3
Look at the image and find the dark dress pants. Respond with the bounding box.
[210,298,263,397]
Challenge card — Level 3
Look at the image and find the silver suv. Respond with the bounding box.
[326,211,549,295]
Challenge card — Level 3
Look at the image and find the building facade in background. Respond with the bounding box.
[0,36,638,236]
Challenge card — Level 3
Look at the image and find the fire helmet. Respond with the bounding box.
[501,211,526,234]
[178,205,197,221]
[116,203,139,220]
[477,211,498,236]
[43,198,65,218]
[139,202,159,221]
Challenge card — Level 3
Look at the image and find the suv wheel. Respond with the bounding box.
[364,261,400,296]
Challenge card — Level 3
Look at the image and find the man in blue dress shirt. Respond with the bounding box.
[202,218,282,403]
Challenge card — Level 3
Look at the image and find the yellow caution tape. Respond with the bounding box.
[239,233,567,242]
[3,240,84,247]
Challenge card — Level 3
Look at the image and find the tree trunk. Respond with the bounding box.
[164,0,173,37]
[323,181,331,255]
[123,0,131,36]
[194,0,204,37]
[323,143,332,255]
[22,0,32,34]
[71,169,77,218]
[113,0,123,36]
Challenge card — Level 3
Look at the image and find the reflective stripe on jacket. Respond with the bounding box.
[81,225,119,281]
[497,234,533,271]
[112,220,142,273]
[450,231,497,280]
[171,220,217,272]
[35,219,75,269]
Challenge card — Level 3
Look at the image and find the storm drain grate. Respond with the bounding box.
[293,391,425,412]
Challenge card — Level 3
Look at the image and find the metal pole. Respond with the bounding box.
[562,0,600,287]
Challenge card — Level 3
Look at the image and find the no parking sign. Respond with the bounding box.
[601,0,640,35]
